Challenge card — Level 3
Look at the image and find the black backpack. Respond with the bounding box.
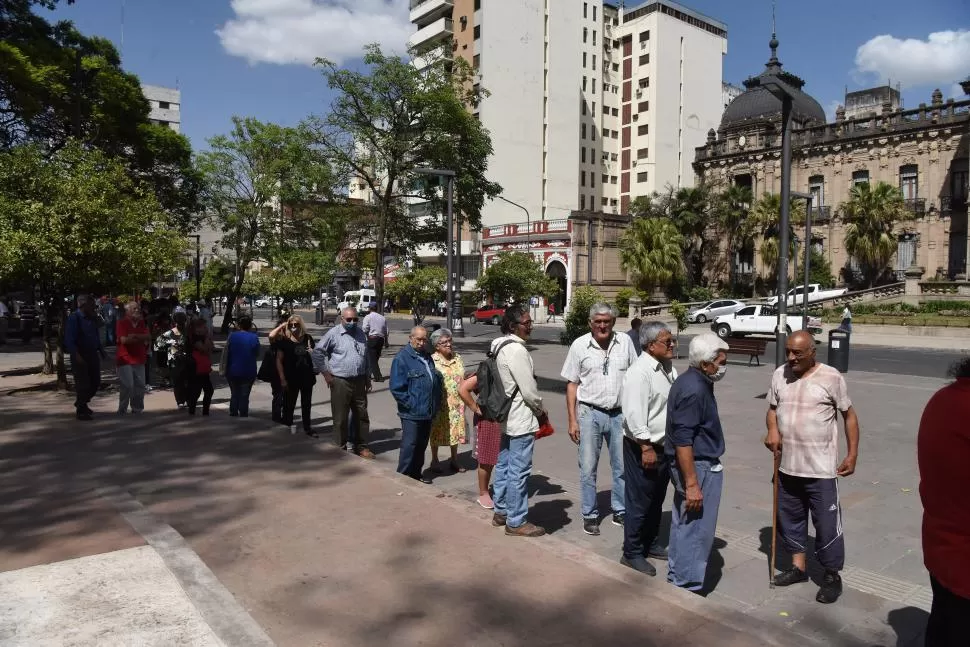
[476,339,519,423]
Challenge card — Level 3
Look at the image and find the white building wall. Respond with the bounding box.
[545,0,584,221]
[142,84,181,133]
[477,1,546,228]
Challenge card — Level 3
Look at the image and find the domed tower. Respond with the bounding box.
[716,35,825,148]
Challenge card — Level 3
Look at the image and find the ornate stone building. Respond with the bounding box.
[694,39,970,284]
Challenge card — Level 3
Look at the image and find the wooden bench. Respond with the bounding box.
[725,337,768,366]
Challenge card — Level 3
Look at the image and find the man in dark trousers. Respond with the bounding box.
[361,308,389,382]
[64,295,107,420]
[389,326,443,483]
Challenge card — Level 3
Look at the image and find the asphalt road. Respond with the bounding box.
[242,308,964,379]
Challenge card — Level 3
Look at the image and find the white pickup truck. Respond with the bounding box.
[712,305,822,339]
[765,283,848,307]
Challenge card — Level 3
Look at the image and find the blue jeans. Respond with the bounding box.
[397,418,432,479]
[228,378,254,416]
[493,433,536,529]
[578,404,625,519]
[667,459,724,591]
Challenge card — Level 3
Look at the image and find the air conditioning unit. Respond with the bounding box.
[635,89,642,97]
[632,160,637,167]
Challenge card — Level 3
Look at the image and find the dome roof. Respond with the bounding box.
[720,38,826,130]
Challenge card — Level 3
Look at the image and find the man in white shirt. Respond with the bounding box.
[619,321,677,575]
[561,302,638,536]
[491,304,548,537]
[361,309,389,382]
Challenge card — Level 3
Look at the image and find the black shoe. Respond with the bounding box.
[304,429,319,439]
[620,555,657,576]
[583,519,600,536]
[816,571,843,604]
[419,476,433,484]
[612,513,625,527]
[773,566,809,587]
[76,411,93,421]
[229,412,238,417]
[647,544,669,560]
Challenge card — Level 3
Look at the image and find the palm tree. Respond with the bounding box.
[749,193,805,278]
[619,217,684,298]
[670,186,712,288]
[718,185,754,290]
[840,181,908,287]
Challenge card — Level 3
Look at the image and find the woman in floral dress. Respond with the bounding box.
[430,328,466,473]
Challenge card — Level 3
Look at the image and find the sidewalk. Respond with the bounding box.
[0,389,816,647]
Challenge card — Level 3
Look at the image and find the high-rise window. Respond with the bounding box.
[581,147,587,163]
[592,5,597,21]
[591,174,595,188]
[592,30,597,46]
[581,194,586,210]
[583,76,587,91]
[581,171,586,186]
[592,54,597,69]
[852,170,869,186]
[591,78,596,93]
[581,123,587,139]
[474,25,481,39]
[583,2,588,18]
[583,27,588,43]
[474,0,480,9]
[809,175,825,206]
[582,100,587,115]
[583,52,587,68]
[591,101,596,117]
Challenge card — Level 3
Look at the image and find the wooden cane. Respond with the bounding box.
[769,453,780,589]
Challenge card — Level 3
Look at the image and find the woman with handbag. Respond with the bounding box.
[185,316,215,415]
[274,315,317,437]
[156,312,189,407]
[223,315,261,417]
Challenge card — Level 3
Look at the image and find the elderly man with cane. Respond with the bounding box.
[764,330,860,604]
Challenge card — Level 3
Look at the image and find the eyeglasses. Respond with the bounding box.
[344,317,359,323]
[653,338,677,348]
[437,340,453,346]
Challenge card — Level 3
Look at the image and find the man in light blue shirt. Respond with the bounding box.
[313,306,374,458]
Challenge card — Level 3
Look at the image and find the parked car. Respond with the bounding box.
[687,299,746,324]
[255,297,272,308]
[472,305,506,325]
[711,305,822,339]
[765,283,849,307]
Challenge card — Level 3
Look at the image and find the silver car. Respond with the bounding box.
[687,299,745,324]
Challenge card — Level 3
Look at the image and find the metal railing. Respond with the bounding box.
[903,198,926,215]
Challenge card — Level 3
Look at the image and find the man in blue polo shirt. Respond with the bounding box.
[665,332,730,592]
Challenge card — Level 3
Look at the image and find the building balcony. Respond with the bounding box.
[941,195,967,213]
[408,16,453,50]
[482,219,572,243]
[902,197,926,215]
[810,205,832,223]
[410,0,454,26]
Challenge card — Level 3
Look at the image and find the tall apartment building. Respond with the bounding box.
[142,84,181,133]
[408,0,726,307]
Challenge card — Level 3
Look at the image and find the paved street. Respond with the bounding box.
[0,319,964,646]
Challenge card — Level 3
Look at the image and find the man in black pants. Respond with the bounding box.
[619,321,678,575]
[64,295,106,420]
[361,308,388,382]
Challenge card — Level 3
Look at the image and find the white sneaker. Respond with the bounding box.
[289,425,296,435]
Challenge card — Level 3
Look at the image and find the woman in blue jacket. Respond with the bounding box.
[390,326,444,482]
[224,316,261,417]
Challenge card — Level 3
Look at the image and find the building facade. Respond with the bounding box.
[142,85,181,133]
[409,0,727,309]
[694,39,970,283]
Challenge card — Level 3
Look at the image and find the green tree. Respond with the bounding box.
[561,285,602,345]
[0,1,202,227]
[712,184,754,290]
[0,142,185,380]
[199,257,235,300]
[384,265,446,323]
[840,181,908,287]
[618,217,684,296]
[806,248,835,289]
[749,193,805,277]
[477,252,558,305]
[196,117,338,332]
[307,45,501,314]
[268,249,336,303]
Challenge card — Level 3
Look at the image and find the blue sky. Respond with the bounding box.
[49,0,969,151]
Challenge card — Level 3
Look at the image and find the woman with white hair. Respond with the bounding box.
[664,332,729,592]
[430,328,467,473]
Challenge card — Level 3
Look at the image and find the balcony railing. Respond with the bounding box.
[902,197,926,215]
[811,205,832,222]
[941,195,968,213]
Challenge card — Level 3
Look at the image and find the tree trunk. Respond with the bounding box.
[220,277,245,334]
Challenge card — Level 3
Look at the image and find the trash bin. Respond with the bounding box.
[828,328,850,373]
[315,306,323,325]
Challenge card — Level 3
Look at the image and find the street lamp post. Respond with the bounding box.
[189,234,201,302]
[960,78,970,280]
[413,168,462,336]
[748,72,799,366]
[790,190,814,328]
[494,195,537,318]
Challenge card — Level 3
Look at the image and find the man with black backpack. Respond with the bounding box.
[487,305,548,538]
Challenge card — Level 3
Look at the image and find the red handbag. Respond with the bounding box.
[536,414,555,440]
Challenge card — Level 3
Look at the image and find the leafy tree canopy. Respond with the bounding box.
[840,181,909,287]
[0,0,201,228]
[477,252,558,305]
[306,44,501,309]
[561,285,602,345]
[384,265,446,322]
[0,141,185,300]
[618,216,684,292]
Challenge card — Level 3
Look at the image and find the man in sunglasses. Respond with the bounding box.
[561,302,638,536]
[312,306,374,458]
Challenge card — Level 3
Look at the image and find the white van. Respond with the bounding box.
[341,289,377,313]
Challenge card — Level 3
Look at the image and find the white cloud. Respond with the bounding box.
[854,30,970,90]
[217,0,412,66]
